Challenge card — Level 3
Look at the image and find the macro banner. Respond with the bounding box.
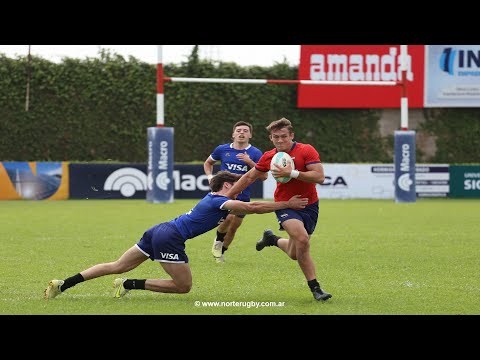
[69,163,148,200]
[297,45,425,108]
[0,162,69,200]
[146,127,175,203]
[425,45,480,107]
[394,131,416,203]
[68,163,264,200]
[449,165,480,198]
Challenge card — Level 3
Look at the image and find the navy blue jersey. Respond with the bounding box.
[170,193,231,240]
[210,143,262,201]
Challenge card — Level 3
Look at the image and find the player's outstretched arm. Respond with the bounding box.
[225,167,262,199]
[225,195,308,215]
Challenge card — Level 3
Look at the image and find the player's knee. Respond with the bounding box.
[287,250,297,261]
[177,283,192,293]
[296,237,310,251]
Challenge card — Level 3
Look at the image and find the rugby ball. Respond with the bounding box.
[270,152,295,183]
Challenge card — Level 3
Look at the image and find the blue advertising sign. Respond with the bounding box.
[147,127,174,203]
[69,163,263,200]
[425,45,480,107]
[394,131,416,203]
[69,163,148,199]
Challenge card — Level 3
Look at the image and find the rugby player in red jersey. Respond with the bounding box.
[225,117,332,301]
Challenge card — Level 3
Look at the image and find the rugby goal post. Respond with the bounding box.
[147,45,414,203]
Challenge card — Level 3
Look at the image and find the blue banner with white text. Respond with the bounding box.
[394,131,416,203]
[146,127,175,203]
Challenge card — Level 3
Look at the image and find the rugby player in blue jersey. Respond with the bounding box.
[44,170,307,299]
[204,121,263,263]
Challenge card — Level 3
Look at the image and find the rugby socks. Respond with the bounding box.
[307,279,320,291]
[271,234,280,247]
[124,279,146,290]
[60,273,85,292]
[216,231,226,242]
[216,231,229,253]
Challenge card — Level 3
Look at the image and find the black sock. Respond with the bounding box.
[271,235,280,247]
[216,231,227,242]
[267,232,281,247]
[123,279,146,290]
[60,273,85,292]
[307,279,320,291]
[222,246,228,254]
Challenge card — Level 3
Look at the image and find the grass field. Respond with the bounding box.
[1,198,479,315]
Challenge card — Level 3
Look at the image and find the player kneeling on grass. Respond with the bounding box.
[44,170,307,300]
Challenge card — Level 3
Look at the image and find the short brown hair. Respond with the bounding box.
[266,117,293,134]
[233,121,253,135]
[210,170,242,192]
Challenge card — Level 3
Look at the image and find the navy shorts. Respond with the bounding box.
[136,222,188,263]
[274,201,319,235]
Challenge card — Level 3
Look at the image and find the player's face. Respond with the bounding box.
[269,128,294,152]
[232,126,252,143]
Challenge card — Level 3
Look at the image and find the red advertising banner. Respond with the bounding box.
[298,45,425,108]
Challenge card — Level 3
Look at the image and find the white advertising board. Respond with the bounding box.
[262,164,449,199]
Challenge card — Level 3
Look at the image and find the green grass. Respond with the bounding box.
[1,199,479,315]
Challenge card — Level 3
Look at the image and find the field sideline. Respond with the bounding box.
[1,198,479,315]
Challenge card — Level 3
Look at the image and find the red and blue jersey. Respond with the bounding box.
[256,142,321,205]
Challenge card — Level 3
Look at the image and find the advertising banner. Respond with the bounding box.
[449,165,480,198]
[394,131,416,203]
[69,163,148,199]
[262,163,449,200]
[425,45,480,107]
[0,162,69,200]
[415,165,449,197]
[69,164,263,200]
[317,164,394,199]
[146,127,175,203]
[298,45,425,108]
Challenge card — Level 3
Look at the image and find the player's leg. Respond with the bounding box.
[282,219,331,301]
[280,219,313,274]
[222,215,244,248]
[256,204,332,301]
[144,262,192,293]
[45,245,148,299]
[212,214,244,262]
[83,245,148,280]
[113,262,192,297]
[86,246,148,299]
[212,214,233,258]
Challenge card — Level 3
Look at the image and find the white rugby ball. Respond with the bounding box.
[270,152,295,183]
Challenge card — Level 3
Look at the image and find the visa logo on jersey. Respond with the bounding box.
[226,163,248,172]
[440,47,480,76]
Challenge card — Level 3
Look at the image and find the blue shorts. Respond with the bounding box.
[136,222,188,263]
[274,201,319,235]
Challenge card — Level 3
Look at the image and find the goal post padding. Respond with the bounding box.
[147,127,174,203]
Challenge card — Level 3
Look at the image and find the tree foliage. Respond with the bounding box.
[1,49,477,163]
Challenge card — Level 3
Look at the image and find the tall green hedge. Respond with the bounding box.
[420,108,480,163]
[1,49,478,163]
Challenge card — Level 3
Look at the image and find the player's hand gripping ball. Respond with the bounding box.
[270,152,294,183]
